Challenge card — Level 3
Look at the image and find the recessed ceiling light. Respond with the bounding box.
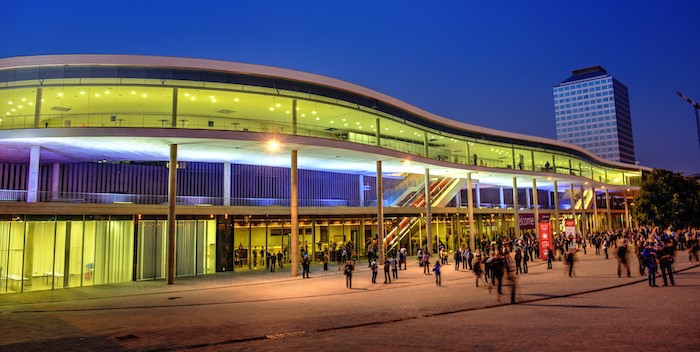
[312,110,316,114]
[104,91,110,95]
[79,91,85,95]
[269,107,274,111]
[355,122,360,125]
[211,99,217,103]
[190,97,196,101]
[18,105,23,109]
[315,117,320,120]
[400,130,404,133]
[210,96,215,99]
[385,128,388,130]
[28,102,33,105]
[95,94,100,97]
[7,101,12,105]
[301,114,306,117]
[276,103,281,107]
[285,111,290,114]
[344,123,348,126]
[57,93,63,97]
[131,91,136,95]
[330,121,334,124]
[342,118,346,121]
[234,98,239,102]
[184,93,190,97]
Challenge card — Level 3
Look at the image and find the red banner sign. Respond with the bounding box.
[538,221,552,259]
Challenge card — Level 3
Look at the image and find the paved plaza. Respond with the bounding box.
[1,251,698,352]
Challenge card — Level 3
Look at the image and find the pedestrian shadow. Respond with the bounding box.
[520,303,623,309]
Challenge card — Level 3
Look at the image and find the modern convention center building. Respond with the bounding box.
[0,55,647,294]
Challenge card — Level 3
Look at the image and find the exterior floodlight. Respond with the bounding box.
[266,139,280,152]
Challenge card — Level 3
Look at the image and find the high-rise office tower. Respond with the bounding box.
[553,66,635,164]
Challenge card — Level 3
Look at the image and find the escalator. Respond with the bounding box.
[383,177,466,253]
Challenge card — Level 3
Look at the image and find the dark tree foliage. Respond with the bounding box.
[633,169,700,228]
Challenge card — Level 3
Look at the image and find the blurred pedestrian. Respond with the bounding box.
[616,241,630,277]
[344,260,353,288]
[566,248,579,277]
[433,261,442,286]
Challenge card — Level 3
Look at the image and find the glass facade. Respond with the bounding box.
[0,64,642,186]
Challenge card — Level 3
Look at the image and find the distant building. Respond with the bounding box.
[553,66,636,164]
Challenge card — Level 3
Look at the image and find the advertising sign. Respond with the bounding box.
[565,219,576,237]
[538,221,552,259]
[518,213,536,230]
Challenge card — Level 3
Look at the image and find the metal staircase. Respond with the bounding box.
[382,177,466,253]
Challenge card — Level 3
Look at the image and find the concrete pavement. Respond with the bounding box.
[0,250,698,351]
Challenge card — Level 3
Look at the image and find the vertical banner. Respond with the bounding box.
[538,221,552,259]
[564,219,576,237]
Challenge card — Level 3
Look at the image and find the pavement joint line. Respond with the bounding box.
[139,263,700,352]
[7,262,697,315]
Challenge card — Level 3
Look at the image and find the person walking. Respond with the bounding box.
[400,246,408,270]
[547,247,554,269]
[391,255,399,279]
[473,255,484,287]
[269,251,276,272]
[492,253,505,295]
[433,261,442,286]
[301,254,310,278]
[603,238,609,259]
[642,243,658,287]
[323,251,329,271]
[617,241,630,277]
[522,248,529,273]
[422,251,431,274]
[370,258,378,283]
[383,257,392,284]
[566,248,578,277]
[277,251,284,269]
[659,240,676,286]
[514,249,523,275]
[344,260,354,288]
[454,250,461,271]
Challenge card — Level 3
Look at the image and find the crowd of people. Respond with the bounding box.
[340,226,699,303]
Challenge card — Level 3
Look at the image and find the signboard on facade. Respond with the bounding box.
[538,221,552,259]
[518,213,535,230]
[565,219,576,237]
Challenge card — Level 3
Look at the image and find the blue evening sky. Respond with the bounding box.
[2,0,699,174]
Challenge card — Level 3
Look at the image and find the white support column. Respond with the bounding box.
[605,188,612,231]
[223,162,231,206]
[525,188,531,209]
[513,177,520,237]
[569,183,576,233]
[467,173,476,250]
[27,146,40,203]
[580,184,587,235]
[533,179,540,237]
[167,144,177,285]
[359,174,365,207]
[377,161,384,262]
[591,187,598,232]
[624,189,630,229]
[424,168,432,254]
[51,162,60,200]
[499,186,505,209]
[291,150,299,277]
[553,181,560,235]
[475,183,481,208]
